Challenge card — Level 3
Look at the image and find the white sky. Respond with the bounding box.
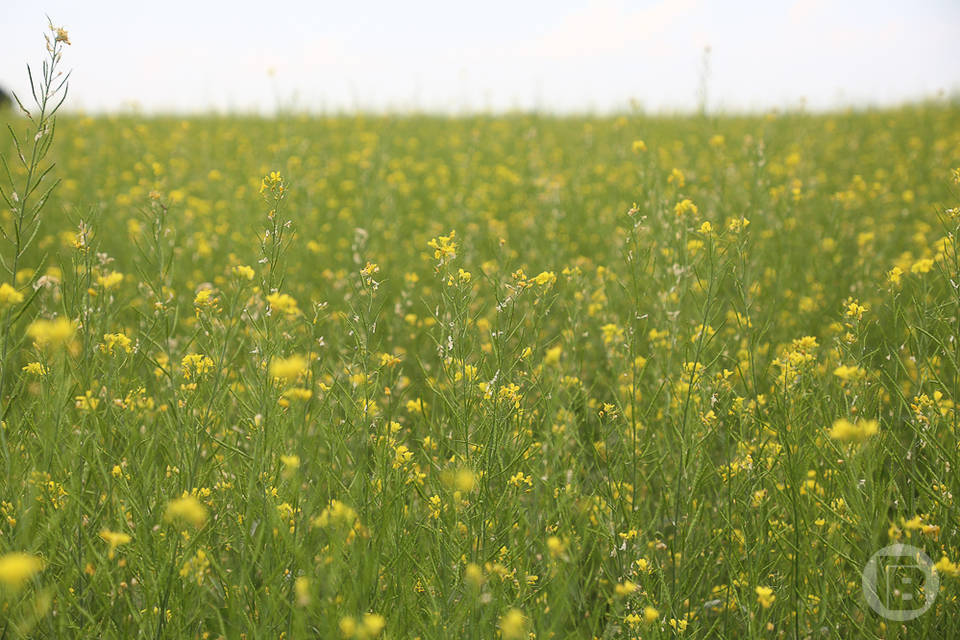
[2,0,959,114]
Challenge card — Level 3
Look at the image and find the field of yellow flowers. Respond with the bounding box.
[2,30,960,639]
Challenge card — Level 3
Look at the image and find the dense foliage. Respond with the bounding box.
[2,31,960,639]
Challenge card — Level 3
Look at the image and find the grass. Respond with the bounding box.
[1,24,960,639]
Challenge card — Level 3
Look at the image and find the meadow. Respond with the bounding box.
[1,30,960,639]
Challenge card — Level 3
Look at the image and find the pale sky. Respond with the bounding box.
[2,0,959,114]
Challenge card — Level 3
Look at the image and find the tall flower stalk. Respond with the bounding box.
[0,20,69,437]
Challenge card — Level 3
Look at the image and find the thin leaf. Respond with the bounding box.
[26,64,38,107]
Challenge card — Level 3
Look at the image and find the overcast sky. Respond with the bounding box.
[2,0,959,114]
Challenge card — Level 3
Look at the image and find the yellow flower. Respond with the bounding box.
[427,231,457,265]
[75,390,100,411]
[101,332,133,355]
[406,398,427,413]
[295,576,310,606]
[259,171,284,194]
[97,271,124,289]
[643,605,659,623]
[379,352,402,367]
[179,548,210,585]
[54,27,71,45]
[280,454,300,479]
[668,168,685,187]
[887,266,903,285]
[0,552,44,590]
[164,495,209,528]
[546,535,567,559]
[935,556,960,578]
[674,198,698,217]
[232,264,255,280]
[280,387,312,403]
[532,271,556,287]
[755,585,775,608]
[26,317,76,350]
[632,139,647,153]
[270,354,308,382]
[360,613,386,638]
[454,468,476,492]
[181,353,214,379]
[0,283,24,307]
[828,418,879,443]
[832,364,864,381]
[843,299,867,320]
[727,217,750,233]
[312,499,357,529]
[669,617,689,632]
[22,362,48,376]
[193,289,219,315]
[911,258,934,274]
[601,323,624,345]
[267,292,300,315]
[544,345,563,365]
[339,616,358,637]
[464,562,485,588]
[99,530,132,559]
[499,608,528,640]
[508,471,532,489]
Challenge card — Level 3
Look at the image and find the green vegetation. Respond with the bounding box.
[2,24,960,639]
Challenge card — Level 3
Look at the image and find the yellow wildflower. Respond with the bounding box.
[22,362,48,376]
[280,454,300,479]
[828,418,879,443]
[259,171,284,194]
[267,292,300,315]
[27,317,76,349]
[532,271,556,286]
[0,283,24,307]
[101,332,133,355]
[361,613,386,638]
[269,354,308,382]
[181,353,214,379]
[668,168,685,187]
[295,576,310,606]
[0,552,44,590]
[464,563,485,588]
[164,495,209,528]
[499,608,527,640]
[97,271,124,289]
[99,530,132,559]
[755,585,775,608]
[674,198,698,217]
[232,264,255,280]
[833,365,864,381]
[935,556,960,578]
[427,231,457,265]
[887,266,903,285]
